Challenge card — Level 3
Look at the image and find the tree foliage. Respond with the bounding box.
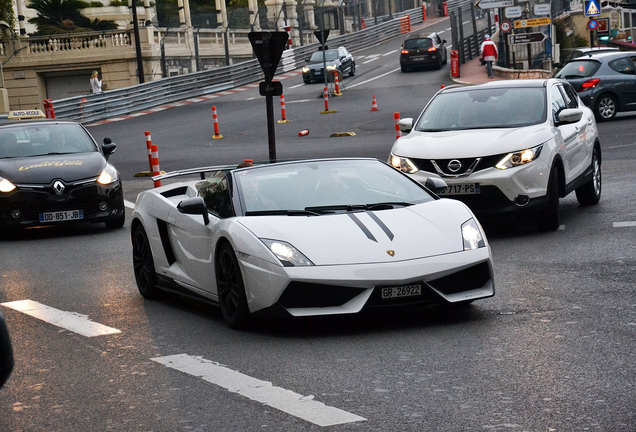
[27,0,118,35]
[0,0,16,40]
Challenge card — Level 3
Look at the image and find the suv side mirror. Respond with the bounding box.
[557,108,583,125]
[177,197,210,225]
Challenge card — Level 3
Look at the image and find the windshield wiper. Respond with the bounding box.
[245,209,322,216]
[305,202,413,213]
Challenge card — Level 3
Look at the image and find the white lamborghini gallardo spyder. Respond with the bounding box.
[131,158,495,329]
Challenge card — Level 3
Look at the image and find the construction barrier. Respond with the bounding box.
[321,87,337,114]
[42,99,56,118]
[298,129,309,136]
[145,131,153,171]
[211,106,223,139]
[450,50,460,78]
[285,26,292,48]
[278,94,289,123]
[422,4,426,20]
[334,73,342,96]
[393,112,402,140]
[399,15,411,34]
[150,143,161,188]
[371,95,379,111]
[443,1,449,16]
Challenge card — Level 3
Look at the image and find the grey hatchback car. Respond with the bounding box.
[555,51,636,121]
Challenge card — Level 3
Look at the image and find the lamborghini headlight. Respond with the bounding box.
[261,239,314,267]
[495,144,543,170]
[0,176,16,193]
[389,154,419,174]
[462,218,485,250]
[97,164,118,185]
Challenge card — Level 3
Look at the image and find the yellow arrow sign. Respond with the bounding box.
[514,17,552,28]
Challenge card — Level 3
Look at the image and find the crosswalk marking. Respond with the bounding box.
[151,354,367,427]
[1,300,121,337]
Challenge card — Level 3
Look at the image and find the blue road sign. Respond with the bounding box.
[584,0,601,16]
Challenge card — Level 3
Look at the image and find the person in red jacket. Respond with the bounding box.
[480,35,498,78]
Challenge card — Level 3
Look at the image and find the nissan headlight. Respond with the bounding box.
[0,176,16,193]
[389,154,419,174]
[97,164,118,185]
[462,218,485,250]
[261,239,314,267]
[496,144,543,170]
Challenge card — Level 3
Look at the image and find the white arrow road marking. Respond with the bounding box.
[1,300,121,337]
[151,354,366,427]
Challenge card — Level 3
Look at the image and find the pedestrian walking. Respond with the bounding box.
[480,35,498,79]
[90,71,103,94]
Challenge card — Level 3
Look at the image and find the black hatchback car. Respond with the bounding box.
[302,46,356,84]
[0,112,125,231]
[400,32,447,72]
[555,51,636,121]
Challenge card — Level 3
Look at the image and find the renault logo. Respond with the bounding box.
[53,180,65,195]
[447,160,462,173]
[387,250,395,257]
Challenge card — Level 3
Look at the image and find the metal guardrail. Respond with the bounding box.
[51,8,425,124]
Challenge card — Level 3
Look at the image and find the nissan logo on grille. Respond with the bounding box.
[447,160,462,173]
[53,180,65,195]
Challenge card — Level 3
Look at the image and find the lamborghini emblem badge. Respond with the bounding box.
[387,250,395,257]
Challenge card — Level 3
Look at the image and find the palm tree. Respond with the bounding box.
[27,0,118,35]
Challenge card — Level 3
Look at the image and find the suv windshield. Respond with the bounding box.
[415,87,547,131]
[555,60,601,79]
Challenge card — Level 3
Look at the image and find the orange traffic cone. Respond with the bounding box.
[371,95,379,111]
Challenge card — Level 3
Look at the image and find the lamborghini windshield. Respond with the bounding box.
[234,159,435,215]
[414,87,547,131]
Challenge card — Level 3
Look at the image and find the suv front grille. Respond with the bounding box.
[411,154,506,176]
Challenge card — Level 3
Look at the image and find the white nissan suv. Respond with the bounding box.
[389,79,602,231]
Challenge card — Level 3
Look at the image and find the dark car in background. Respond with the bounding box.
[302,46,355,84]
[0,112,125,231]
[558,47,619,67]
[555,51,636,121]
[400,32,447,72]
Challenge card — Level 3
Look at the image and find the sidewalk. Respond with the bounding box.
[451,56,506,85]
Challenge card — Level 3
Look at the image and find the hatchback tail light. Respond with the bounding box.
[401,49,409,54]
[579,78,601,92]
[428,47,437,52]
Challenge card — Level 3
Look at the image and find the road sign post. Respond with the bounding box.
[248,31,288,163]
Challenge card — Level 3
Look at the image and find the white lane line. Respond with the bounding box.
[614,221,636,227]
[124,199,135,209]
[289,83,305,89]
[363,58,380,64]
[348,67,401,88]
[1,300,121,337]
[151,354,366,427]
[382,50,398,56]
